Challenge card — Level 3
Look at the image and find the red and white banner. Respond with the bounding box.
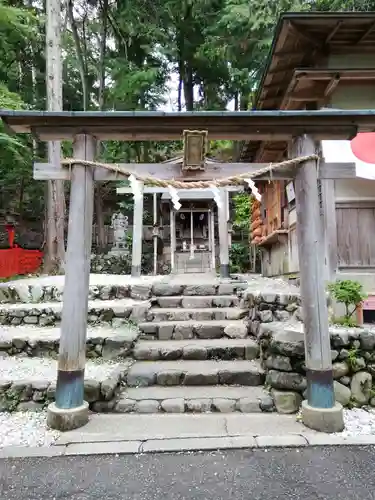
[322,132,375,180]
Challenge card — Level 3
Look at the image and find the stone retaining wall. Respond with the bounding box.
[241,291,302,335]
[0,364,129,413]
[0,329,139,359]
[0,281,248,304]
[258,322,375,413]
[0,302,149,327]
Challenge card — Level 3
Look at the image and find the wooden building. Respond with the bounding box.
[243,12,375,299]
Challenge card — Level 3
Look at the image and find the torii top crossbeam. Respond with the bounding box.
[1,109,375,141]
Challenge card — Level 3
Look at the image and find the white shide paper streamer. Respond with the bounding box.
[245,178,262,201]
[169,187,181,211]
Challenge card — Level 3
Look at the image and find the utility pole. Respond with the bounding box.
[45,0,65,272]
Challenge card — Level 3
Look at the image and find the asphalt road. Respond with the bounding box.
[0,446,374,500]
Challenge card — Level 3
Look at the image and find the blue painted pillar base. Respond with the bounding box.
[55,369,85,409]
[306,368,335,409]
[220,264,230,278]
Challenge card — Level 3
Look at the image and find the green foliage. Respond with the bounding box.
[229,242,250,273]
[331,315,358,328]
[232,193,252,230]
[1,0,375,236]
[347,347,359,371]
[328,280,367,324]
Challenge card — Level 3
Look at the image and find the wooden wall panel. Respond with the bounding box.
[336,205,375,267]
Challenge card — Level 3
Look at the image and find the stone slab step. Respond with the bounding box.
[147,307,247,322]
[0,299,149,327]
[126,360,265,387]
[133,338,259,361]
[139,320,249,340]
[152,295,240,308]
[0,325,139,359]
[0,356,131,412]
[115,385,272,413]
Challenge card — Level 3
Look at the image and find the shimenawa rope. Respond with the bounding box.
[60,154,319,189]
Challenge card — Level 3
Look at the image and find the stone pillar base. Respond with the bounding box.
[301,400,344,433]
[47,401,89,431]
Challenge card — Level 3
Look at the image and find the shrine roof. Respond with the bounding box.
[1,109,375,141]
[241,11,375,162]
[255,12,375,111]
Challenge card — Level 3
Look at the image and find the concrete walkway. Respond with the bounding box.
[1,413,375,459]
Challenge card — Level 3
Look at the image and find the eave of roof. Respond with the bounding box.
[254,11,375,109]
[1,109,375,141]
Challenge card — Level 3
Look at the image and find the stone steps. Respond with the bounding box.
[0,299,149,327]
[139,320,249,340]
[0,325,139,359]
[114,385,273,414]
[146,307,247,322]
[126,359,265,387]
[0,356,130,412]
[151,295,240,308]
[133,338,259,361]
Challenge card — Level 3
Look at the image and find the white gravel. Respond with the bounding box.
[0,411,60,448]
[0,324,136,342]
[0,357,121,382]
[337,408,375,437]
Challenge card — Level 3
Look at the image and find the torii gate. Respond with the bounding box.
[1,109,375,434]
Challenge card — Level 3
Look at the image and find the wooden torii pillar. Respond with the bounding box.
[47,134,95,430]
[292,135,344,433]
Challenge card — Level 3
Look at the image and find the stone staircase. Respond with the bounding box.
[0,274,300,414]
[115,281,271,413]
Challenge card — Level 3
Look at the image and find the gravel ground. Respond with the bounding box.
[0,325,135,342]
[0,272,299,291]
[0,357,121,381]
[339,408,375,437]
[0,412,60,448]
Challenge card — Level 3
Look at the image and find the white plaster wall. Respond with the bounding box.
[328,83,375,201]
[335,178,375,201]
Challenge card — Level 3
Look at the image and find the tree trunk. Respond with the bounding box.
[183,63,194,111]
[68,0,89,110]
[95,0,109,252]
[45,0,66,273]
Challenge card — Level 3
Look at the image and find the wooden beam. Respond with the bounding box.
[293,134,342,431]
[288,21,325,50]
[34,126,356,142]
[273,49,301,58]
[356,21,375,44]
[267,63,301,76]
[324,76,340,98]
[294,68,375,81]
[325,21,342,43]
[53,134,95,423]
[34,161,357,182]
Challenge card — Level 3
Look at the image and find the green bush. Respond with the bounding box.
[229,242,250,273]
[328,279,367,327]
